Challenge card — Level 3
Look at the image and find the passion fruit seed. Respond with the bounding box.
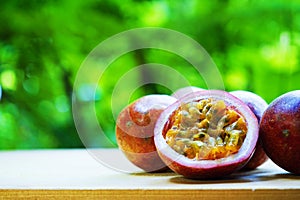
[166,98,247,160]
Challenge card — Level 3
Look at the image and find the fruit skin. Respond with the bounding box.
[230,91,267,122]
[230,90,269,170]
[171,86,204,99]
[116,94,177,172]
[154,90,259,179]
[260,90,300,174]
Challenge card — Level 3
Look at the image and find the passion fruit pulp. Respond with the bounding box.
[230,90,269,170]
[116,94,177,172]
[154,90,259,179]
[260,90,300,174]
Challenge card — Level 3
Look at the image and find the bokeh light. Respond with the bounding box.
[0,0,299,149]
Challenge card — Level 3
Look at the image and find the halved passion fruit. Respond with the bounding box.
[154,90,259,179]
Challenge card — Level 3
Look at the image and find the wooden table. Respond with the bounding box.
[0,149,299,199]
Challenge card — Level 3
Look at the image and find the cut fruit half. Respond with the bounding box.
[154,90,259,179]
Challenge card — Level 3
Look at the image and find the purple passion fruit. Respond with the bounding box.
[116,94,177,172]
[230,90,269,170]
[172,86,205,99]
[260,90,300,174]
[154,90,259,179]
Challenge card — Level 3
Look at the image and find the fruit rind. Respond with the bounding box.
[172,86,205,99]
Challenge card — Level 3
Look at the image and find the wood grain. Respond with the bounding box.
[1,189,300,200]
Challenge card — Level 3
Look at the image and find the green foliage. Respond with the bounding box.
[0,0,299,149]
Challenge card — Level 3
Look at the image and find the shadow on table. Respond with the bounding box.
[130,167,300,183]
[169,169,300,184]
[131,171,176,177]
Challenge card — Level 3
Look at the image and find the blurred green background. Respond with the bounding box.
[0,0,299,149]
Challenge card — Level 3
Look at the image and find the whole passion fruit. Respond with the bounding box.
[116,94,177,172]
[230,90,269,170]
[154,90,259,179]
[171,86,205,99]
[260,90,300,174]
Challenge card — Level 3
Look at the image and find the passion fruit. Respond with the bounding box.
[116,94,177,172]
[230,90,269,170]
[260,90,300,174]
[171,86,204,99]
[154,90,259,179]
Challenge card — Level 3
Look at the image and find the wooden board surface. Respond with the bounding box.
[0,149,299,199]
